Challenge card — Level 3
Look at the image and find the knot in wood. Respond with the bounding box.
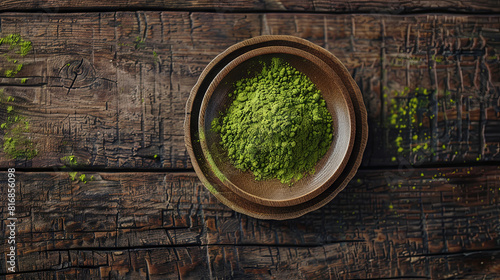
[59,58,96,89]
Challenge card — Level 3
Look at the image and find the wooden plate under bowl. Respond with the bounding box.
[198,46,355,207]
[185,35,368,220]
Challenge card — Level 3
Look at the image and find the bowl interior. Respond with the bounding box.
[199,47,355,207]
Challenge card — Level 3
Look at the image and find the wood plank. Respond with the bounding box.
[0,0,498,13]
[0,12,499,169]
[1,166,499,278]
[206,245,500,279]
[3,247,211,280]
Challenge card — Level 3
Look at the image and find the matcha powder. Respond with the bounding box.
[211,57,334,184]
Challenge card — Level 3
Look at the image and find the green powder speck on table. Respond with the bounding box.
[211,57,333,184]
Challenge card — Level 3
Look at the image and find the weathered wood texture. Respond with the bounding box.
[0,12,499,169]
[0,0,499,13]
[1,166,499,278]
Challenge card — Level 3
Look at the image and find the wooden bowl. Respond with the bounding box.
[198,46,355,207]
[185,35,368,219]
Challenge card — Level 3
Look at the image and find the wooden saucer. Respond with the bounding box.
[185,35,368,220]
[198,46,355,207]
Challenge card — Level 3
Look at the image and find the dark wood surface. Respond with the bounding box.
[0,2,499,280]
[0,12,498,169]
[1,166,499,279]
[0,0,499,13]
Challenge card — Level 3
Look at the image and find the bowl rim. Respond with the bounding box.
[185,35,368,220]
[198,45,356,207]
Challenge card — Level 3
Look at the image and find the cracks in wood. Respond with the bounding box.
[442,67,451,148]
[66,58,84,95]
[419,196,430,276]
[145,253,152,280]
[322,245,334,280]
[207,240,364,248]
[415,28,420,54]
[439,191,449,255]
[201,211,214,279]
[166,228,182,280]
[114,212,120,248]
[260,13,271,35]
[188,12,195,47]
[267,246,275,268]
[380,18,388,151]
[310,0,317,11]
[355,277,430,280]
[165,227,176,246]
[0,167,197,173]
[405,24,411,86]
[139,63,146,150]
[0,81,48,87]
[41,243,204,253]
[160,12,165,44]
[115,80,120,147]
[0,265,108,276]
[221,245,228,276]
[135,11,142,41]
[427,19,439,162]
[142,12,148,43]
[100,77,118,84]
[127,249,133,275]
[323,16,328,50]
[98,12,102,41]
[167,42,174,115]
[464,88,471,159]
[113,11,118,60]
[477,37,489,159]
[176,188,183,218]
[410,248,500,258]
[455,44,464,160]
[350,16,355,52]
[293,15,298,33]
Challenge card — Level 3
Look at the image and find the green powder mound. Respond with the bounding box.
[212,57,333,184]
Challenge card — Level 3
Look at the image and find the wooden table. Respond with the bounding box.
[0,1,499,279]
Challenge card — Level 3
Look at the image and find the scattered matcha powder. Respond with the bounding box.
[0,35,37,160]
[0,34,32,77]
[212,58,333,184]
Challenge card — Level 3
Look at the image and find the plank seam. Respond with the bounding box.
[0,8,499,16]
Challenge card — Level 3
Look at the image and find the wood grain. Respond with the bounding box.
[0,12,499,169]
[1,166,499,278]
[0,0,498,13]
